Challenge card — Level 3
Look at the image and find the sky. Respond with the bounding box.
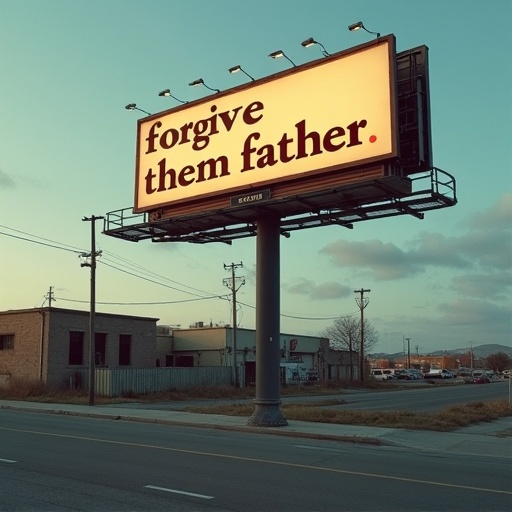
[1,0,511,356]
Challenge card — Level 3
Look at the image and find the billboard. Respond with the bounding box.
[134,36,397,214]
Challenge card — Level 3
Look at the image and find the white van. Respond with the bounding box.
[370,369,396,381]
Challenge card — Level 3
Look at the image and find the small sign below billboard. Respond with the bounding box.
[230,190,271,207]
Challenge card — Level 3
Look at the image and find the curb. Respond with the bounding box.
[1,404,388,446]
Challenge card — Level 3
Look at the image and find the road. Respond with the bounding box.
[331,379,511,411]
[1,402,511,511]
[111,379,511,412]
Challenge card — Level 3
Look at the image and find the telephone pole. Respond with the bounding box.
[354,288,371,382]
[405,337,411,369]
[44,286,55,307]
[223,262,245,388]
[81,215,104,406]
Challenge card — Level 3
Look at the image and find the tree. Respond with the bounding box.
[485,352,512,373]
[323,316,378,380]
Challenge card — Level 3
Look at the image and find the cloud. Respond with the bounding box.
[451,272,512,299]
[286,278,352,300]
[410,229,511,271]
[436,299,512,334]
[407,232,470,268]
[320,193,512,280]
[469,192,512,231]
[320,239,422,280]
[0,168,15,188]
[373,299,512,349]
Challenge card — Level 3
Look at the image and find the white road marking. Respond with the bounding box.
[295,445,346,453]
[0,458,17,463]
[145,485,214,499]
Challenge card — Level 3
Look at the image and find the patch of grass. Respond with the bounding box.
[0,378,135,405]
[187,399,348,417]
[0,378,61,400]
[0,381,352,404]
[185,399,512,432]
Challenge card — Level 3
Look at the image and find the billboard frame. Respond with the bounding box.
[133,36,399,219]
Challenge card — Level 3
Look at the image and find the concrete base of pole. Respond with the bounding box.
[247,399,288,427]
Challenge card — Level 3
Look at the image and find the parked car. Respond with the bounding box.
[397,369,422,380]
[502,370,511,379]
[472,371,490,384]
[423,369,454,379]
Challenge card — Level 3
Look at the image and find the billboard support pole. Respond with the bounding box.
[248,214,288,427]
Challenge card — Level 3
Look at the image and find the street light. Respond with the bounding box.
[268,50,296,67]
[125,103,152,116]
[300,37,330,57]
[158,89,188,104]
[188,78,220,93]
[348,21,380,38]
[228,65,255,81]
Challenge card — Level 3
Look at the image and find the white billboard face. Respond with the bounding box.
[134,37,396,213]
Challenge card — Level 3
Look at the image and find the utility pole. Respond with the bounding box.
[81,215,104,406]
[44,286,55,307]
[354,288,371,382]
[223,262,245,388]
[405,338,411,369]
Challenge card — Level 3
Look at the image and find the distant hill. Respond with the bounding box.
[370,344,512,359]
[442,344,512,358]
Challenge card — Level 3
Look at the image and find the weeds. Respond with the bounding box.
[185,399,512,432]
[2,380,510,432]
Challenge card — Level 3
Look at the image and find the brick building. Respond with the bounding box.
[0,307,158,388]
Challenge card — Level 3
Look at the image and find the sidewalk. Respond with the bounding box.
[2,399,511,458]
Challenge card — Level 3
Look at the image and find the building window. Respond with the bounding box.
[0,334,14,350]
[69,331,84,365]
[95,333,107,366]
[119,334,131,366]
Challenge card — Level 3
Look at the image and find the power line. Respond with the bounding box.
[1,223,358,322]
[0,231,84,254]
[237,300,357,321]
[56,296,226,306]
[99,260,222,299]
[0,224,85,252]
[0,222,226,299]
[99,249,219,297]
[1,223,223,299]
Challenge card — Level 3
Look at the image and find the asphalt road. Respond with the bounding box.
[112,379,511,412]
[1,406,510,511]
[330,379,511,411]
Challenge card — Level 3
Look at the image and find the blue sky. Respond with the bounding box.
[1,0,511,355]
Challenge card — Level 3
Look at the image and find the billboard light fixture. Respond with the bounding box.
[228,65,255,81]
[124,103,152,116]
[300,37,330,57]
[157,89,188,104]
[348,21,380,38]
[268,50,296,67]
[188,78,220,93]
